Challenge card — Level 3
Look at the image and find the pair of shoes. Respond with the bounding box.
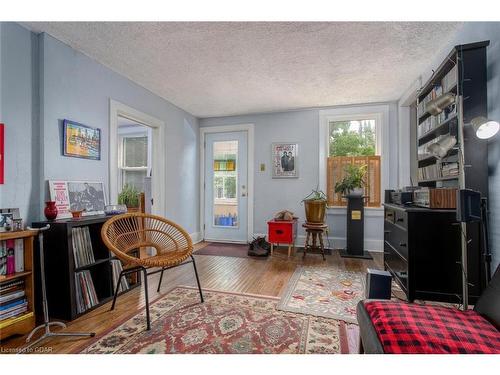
[248,237,270,257]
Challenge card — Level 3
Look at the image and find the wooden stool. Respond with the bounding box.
[302,223,328,261]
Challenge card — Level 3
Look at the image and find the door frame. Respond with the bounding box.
[200,124,254,243]
[109,99,166,216]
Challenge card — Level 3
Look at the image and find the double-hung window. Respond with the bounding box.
[326,117,381,207]
[119,135,149,192]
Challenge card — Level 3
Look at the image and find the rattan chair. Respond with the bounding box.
[101,213,204,330]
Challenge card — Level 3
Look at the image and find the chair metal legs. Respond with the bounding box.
[111,257,203,331]
[191,255,204,303]
[157,267,165,293]
[141,268,151,330]
[110,270,126,311]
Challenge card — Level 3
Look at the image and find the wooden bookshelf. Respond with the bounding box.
[0,230,37,341]
[32,216,141,322]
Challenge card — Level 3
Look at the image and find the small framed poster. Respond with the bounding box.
[63,119,101,160]
[49,180,107,218]
[272,143,299,178]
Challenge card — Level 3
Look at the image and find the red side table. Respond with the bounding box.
[267,219,298,257]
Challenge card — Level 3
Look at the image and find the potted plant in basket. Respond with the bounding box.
[334,164,367,198]
[302,189,327,224]
[118,184,140,213]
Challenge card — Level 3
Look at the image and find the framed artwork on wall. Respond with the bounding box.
[63,119,101,160]
[49,180,107,218]
[272,143,299,178]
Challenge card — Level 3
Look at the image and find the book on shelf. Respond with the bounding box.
[75,270,99,314]
[442,65,457,93]
[111,259,130,293]
[0,286,28,322]
[72,227,96,269]
[0,289,25,304]
[0,311,33,329]
[0,239,25,276]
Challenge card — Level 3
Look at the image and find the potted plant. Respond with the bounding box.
[302,189,327,224]
[118,184,140,213]
[334,164,367,197]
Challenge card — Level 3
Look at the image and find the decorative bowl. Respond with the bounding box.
[70,210,84,219]
[104,204,128,216]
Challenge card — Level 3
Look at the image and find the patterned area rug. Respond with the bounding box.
[77,287,352,354]
[277,266,364,323]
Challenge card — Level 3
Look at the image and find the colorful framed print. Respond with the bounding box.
[63,119,101,160]
[272,143,298,178]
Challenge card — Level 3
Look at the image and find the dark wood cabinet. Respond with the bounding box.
[383,203,474,303]
[32,215,140,321]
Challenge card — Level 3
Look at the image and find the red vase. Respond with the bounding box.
[44,201,58,220]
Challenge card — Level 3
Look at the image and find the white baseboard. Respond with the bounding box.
[254,233,383,252]
[190,232,203,244]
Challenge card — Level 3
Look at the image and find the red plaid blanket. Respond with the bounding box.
[364,300,500,354]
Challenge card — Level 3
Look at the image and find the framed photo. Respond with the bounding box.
[272,143,299,178]
[63,119,101,160]
[49,180,107,218]
[0,208,20,232]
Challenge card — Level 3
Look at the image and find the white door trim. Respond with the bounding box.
[200,124,254,242]
[109,99,166,216]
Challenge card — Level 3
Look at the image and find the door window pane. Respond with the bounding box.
[213,141,238,227]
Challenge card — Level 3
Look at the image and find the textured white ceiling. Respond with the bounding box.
[23,22,462,118]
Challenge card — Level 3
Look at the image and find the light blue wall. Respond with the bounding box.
[200,103,399,251]
[0,23,40,221]
[414,22,500,271]
[0,24,200,235]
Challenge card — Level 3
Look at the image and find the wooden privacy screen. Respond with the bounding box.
[327,156,381,207]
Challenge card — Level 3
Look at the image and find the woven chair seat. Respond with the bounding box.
[101,213,194,270]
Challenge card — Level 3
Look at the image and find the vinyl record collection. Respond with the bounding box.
[72,227,96,268]
[111,259,129,293]
[74,270,99,314]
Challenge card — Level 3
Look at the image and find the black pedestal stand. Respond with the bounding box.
[339,194,372,259]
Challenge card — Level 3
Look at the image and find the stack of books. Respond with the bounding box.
[418,164,441,181]
[74,270,99,314]
[441,162,459,177]
[442,65,458,93]
[72,227,96,268]
[0,239,24,276]
[111,259,129,293]
[0,280,28,321]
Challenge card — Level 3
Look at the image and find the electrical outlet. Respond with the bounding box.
[260,163,265,171]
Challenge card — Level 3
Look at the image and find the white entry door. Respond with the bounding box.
[204,131,248,242]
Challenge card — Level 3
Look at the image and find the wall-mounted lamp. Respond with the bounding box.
[427,135,457,159]
[470,116,500,139]
[426,93,456,115]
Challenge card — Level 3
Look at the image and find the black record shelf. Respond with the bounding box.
[32,215,141,322]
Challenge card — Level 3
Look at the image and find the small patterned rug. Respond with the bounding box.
[76,287,353,354]
[277,266,365,323]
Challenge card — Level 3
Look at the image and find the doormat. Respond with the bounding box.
[195,242,252,259]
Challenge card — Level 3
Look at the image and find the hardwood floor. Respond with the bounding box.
[0,242,383,354]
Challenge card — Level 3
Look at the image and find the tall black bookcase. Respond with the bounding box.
[414,41,490,302]
[33,215,140,321]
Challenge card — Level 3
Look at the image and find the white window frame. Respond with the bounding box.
[118,132,150,191]
[319,105,390,212]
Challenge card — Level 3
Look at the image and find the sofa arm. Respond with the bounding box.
[356,300,385,354]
